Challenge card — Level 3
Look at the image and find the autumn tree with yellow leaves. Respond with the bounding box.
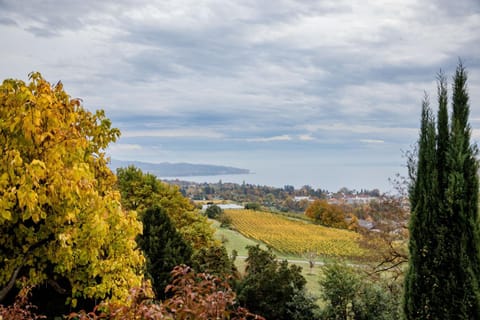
[0,73,144,310]
[305,199,348,229]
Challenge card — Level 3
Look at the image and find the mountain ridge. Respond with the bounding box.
[109,159,250,177]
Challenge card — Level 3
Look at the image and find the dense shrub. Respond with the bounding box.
[68,266,263,320]
[320,264,401,320]
[237,245,319,320]
[0,286,45,320]
[244,203,261,211]
[205,204,223,219]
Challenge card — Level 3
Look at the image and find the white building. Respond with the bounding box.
[201,203,244,211]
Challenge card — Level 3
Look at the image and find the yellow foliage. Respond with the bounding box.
[225,209,368,259]
[305,199,348,229]
[116,165,218,250]
[0,73,143,304]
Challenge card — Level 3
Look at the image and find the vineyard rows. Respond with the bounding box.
[224,209,368,259]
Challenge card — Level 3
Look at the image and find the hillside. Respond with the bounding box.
[110,159,250,177]
[223,209,369,260]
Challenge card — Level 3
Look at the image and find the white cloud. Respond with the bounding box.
[246,135,292,142]
[298,134,315,141]
[107,143,148,161]
[109,143,143,151]
[360,139,385,144]
[471,129,480,141]
[303,123,418,144]
[122,128,225,139]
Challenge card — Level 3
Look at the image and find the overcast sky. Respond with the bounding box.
[1,0,479,192]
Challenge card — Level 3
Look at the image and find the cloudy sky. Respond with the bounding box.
[1,0,479,192]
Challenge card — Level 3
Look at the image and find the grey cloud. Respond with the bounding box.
[0,16,17,26]
[434,0,480,16]
[0,0,479,190]
[0,0,136,36]
[121,32,250,80]
[25,26,60,38]
[111,1,356,81]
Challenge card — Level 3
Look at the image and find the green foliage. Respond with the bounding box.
[137,206,192,299]
[237,245,319,320]
[205,204,232,228]
[192,245,238,278]
[404,62,480,318]
[244,202,261,210]
[320,264,401,320]
[116,165,218,250]
[0,73,143,308]
[205,204,223,219]
[115,165,160,212]
[320,264,360,319]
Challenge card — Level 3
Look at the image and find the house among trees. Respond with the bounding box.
[327,194,379,206]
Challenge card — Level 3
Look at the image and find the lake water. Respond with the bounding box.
[161,161,406,193]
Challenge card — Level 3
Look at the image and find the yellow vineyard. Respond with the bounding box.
[224,209,368,259]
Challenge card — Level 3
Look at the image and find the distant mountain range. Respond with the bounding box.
[109,159,250,177]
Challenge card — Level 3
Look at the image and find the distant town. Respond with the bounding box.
[165,179,386,212]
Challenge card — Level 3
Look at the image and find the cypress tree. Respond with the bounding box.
[444,63,480,318]
[436,71,449,195]
[404,62,480,319]
[404,95,438,319]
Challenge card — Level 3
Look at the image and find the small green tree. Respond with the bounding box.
[237,245,318,320]
[320,264,360,319]
[320,264,400,320]
[192,245,237,278]
[205,204,223,219]
[244,203,261,211]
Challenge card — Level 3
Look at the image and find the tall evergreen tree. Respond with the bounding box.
[137,206,193,299]
[436,71,449,196]
[443,63,480,318]
[404,95,438,319]
[404,62,480,319]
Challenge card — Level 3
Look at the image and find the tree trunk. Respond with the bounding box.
[0,265,22,302]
